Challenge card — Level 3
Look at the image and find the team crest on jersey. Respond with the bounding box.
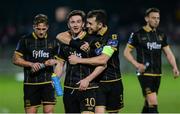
[48,43,53,49]
[95,42,101,48]
[111,34,118,39]
[158,35,163,41]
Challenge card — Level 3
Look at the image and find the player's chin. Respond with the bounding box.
[73,29,81,34]
[87,30,93,34]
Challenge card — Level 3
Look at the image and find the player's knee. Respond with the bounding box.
[43,106,54,113]
[25,107,37,113]
[146,92,158,105]
[95,106,105,113]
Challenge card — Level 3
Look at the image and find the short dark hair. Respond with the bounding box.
[33,14,48,25]
[67,10,86,22]
[87,9,107,26]
[145,8,160,17]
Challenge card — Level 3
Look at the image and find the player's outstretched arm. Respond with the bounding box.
[54,60,65,77]
[12,52,33,68]
[163,46,180,78]
[124,45,145,73]
[56,31,71,45]
[68,45,115,66]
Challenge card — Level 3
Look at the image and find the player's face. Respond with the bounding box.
[146,12,160,29]
[33,23,48,38]
[86,17,101,35]
[68,15,84,35]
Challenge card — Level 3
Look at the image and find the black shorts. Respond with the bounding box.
[96,80,124,112]
[63,87,97,113]
[138,75,161,96]
[24,83,56,108]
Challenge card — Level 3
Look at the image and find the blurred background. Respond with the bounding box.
[0,0,180,113]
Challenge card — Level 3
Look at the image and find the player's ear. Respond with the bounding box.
[33,25,36,31]
[97,22,103,29]
[67,23,70,29]
[82,22,85,28]
[46,25,49,29]
[145,16,148,23]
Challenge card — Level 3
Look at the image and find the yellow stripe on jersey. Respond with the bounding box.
[54,55,65,62]
[15,51,23,56]
[127,44,134,49]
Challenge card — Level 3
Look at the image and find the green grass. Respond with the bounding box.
[0,69,180,113]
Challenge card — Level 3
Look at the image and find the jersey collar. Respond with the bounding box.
[143,25,156,32]
[32,32,48,39]
[98,26,108,36]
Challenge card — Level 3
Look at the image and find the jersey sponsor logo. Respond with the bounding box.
[95,47,103,55]
[147,42,161,50]
[107,39,118,47]
[32,50,49,58]
[70,51,82,58]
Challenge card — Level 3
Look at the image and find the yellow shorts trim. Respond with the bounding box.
[25,104,41,109]
[24,81,52,85]
[64,86,98,90]
[81,111,94,114]
[143,73,161,76]
[100,78,121,82]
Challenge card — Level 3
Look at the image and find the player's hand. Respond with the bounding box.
[77,31,86,39]
[68,55,81,65]
[173,67,179,79]
[56,31,71,44]
[31,62,43,72]
[44,59,57,66]
[76,78,90,91]
[136,63,146,73]
[80,42,90,52]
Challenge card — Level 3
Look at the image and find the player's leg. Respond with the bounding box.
[41,83,56,113]
[106,80,124,113]
[63,88,80,113]
[95,82,106,113]
[146,76,161,113]
[25,106,38,113]
[142,100,148,113]
[43,105,55,113]
[24,84,41,113]
[146,92,158,113]
[80,88,97,114]
[138,76,160,113]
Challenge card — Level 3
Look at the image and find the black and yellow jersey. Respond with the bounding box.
[127,26,168,76]
[15,32,60,85]
[88,26,121,82]
[58,33,98,89]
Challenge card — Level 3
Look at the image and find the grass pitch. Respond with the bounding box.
[0,69,180,113]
